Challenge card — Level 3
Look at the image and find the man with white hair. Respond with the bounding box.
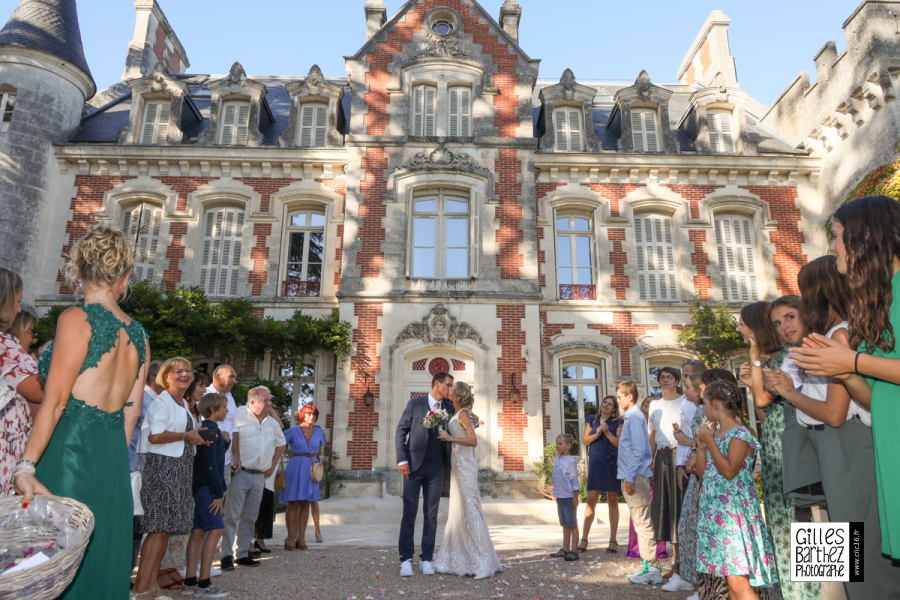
[206,364,238,480]
[220,386,286,570]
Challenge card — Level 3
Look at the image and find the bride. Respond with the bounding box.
[434,382,502,579]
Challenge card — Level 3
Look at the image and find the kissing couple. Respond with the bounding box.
[394,371,502,579]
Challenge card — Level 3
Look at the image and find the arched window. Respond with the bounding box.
[0,90,15,132]
[715,214,757,302]
[140,99,170,144]
[122,202,162,283]
[555,212,594,299]
[200,206,244,297]
[553,107,583,152]
[411,189,469,279]
[448,86,471,137]
[412,84,436,136]
[708,110,735,153]
[634,213,677,301]
[561,361,604,458]
[631,108,659,152]
[283,210,325,297]
[219,100,250,145]
[298,103,327,147]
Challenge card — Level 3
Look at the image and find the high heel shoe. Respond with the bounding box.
[315,532,323,543]
[253,540,272,554]
[298,542,309,550]
[284,539,296,551]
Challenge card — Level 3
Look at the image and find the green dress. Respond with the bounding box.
[760,348,819,600]
[866,271,900,559]
[36,304,147,599]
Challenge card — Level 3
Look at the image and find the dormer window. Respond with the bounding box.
[553,107,583,152]
[218,100,250,145]
[0,91,15,132]
[140,100,170,144]
[412,84,437,136]
[448,86,471,136]
[631,108,659,152]
[708,110,734,153]
[299,103,327,147]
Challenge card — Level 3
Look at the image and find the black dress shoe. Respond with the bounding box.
[236,555,260,567]
[220,556,234,571]
[248,549,261,559]
[252,541,272,554]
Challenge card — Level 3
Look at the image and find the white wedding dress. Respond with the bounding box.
[433,411,502,579]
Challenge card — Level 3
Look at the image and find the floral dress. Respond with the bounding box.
[0,332,37,495]
[697,425,778,588]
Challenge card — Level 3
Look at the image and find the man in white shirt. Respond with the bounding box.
[206,364,238,481]
[220,386,285,570]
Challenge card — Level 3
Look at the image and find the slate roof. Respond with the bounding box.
[0,0,93,89]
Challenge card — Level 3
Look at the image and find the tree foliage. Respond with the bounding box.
[676,297,745,368]
[35,282,352,369]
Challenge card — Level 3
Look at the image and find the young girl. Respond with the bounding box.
[695,380,777,600]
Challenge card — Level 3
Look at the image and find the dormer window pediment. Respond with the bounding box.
[538,69,600,153]
[280,64,344,148]
[121,63,190,145]
[679,74,754,155]
[201,62,268,147]
[609,70,677,154]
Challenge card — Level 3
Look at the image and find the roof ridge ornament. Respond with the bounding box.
[635,70,653,100]
[395,304,487,349]
[307,64,326,86]
[226,61,247,84]
[398,147,490,176]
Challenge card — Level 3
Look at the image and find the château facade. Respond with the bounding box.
[1,0,896,495]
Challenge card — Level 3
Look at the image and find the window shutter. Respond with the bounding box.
[631,109,658,152]
[123,203,161,282]
[424,87,436,136]
[220,103,236,144]
[448,87,471,136]
[568,109,582,151]
[709,111,734,154]
[635,214,677,301]
[449,87,459,136]
[554,108,569,151]
[716,215,757,302]
[644,110,659,152]
[235,103,250,145]
[202,207,244,296]
[413,86,424,136]
[313,104,327,147]
[459,87,470,136]
[141,100,170,144]
[299,104,313,147]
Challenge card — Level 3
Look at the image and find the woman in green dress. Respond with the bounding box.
[791,195,900,564]
[14,225,149,600]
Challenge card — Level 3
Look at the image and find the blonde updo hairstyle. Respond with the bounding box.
[0,267,23,331]
[64,224,135,291]
[453,381,475,411]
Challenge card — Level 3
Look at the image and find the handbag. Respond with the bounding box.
[274,454,287,490]
[309,461,324,482]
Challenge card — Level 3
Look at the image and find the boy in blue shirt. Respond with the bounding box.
[549,433,581,562]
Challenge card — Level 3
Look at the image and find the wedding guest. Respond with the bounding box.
[548,433,580,562]
[695,380,778,600]
[618,381,663,585]
[580,395,622,552]
[282,403,326,550]
[133,357,207,598]
[182,393,230,599]
[648,367,697,576]
[9,305,37,354]
[14,225,150,599]
[626,395,668,561]
[253,401,283,555]
[220,386,285,569]
[207,364,238,480]
[765,255,900,599]
[680,359,706,379]
[791,196,900,568]
[186,371,210,426]
[130,360,162,568]
[0,269,41,495]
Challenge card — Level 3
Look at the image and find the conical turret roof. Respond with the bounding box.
[0,0,93,91]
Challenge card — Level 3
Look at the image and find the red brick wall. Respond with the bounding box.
[588,313,657,377]
[742,186,807,294]
[346,303,382,470]
[237,178,298,295]
[496,149,525,279]
[496,304,528,471]
[357,148,387,278]
[688,230,711,300]
[155,177,214,290]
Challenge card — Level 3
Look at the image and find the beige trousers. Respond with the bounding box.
[623,474,657,562]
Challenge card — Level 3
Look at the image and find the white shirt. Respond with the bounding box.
[139,391,192,458]
[206,384,238,465]
[796,322,873,427]
[648,395,697,467]
[233,406,286,471]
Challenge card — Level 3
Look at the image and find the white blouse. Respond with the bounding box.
[138,390,192,458]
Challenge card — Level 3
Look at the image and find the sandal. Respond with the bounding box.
[299,543,309,550]
[577,538,588,552]
[606,540,618,553]
[315,532,323,543]
[284,539,296,551]
[548,548,567,558]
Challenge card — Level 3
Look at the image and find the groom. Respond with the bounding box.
[395,371,455,577]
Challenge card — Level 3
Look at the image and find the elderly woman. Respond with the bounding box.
[0,268,42,495]
[133,357,208,598]
[281,404,326,550]
[580,395,623,552]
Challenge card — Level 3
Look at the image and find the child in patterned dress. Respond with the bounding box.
[695,380,778,600]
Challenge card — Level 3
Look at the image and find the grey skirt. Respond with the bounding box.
[140,431,195,535]
[650,447,682,543]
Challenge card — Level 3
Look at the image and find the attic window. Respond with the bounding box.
[432,20,454,35]
[0,92,14,132]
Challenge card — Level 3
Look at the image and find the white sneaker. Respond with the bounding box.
[400,559,413,577]
[420,560,435,575]
[686,593,700,600]
[661,573,695,592]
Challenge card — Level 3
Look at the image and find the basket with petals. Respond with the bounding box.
[422,408,451,429]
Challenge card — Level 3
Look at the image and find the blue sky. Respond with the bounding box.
[1,0,855,106]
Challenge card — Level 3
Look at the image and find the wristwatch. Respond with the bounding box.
[752,360,763,368]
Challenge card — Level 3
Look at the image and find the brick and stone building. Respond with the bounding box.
[0,0,895,496]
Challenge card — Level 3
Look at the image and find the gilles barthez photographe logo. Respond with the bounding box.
[790,522,864,582]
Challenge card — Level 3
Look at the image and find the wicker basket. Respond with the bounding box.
[0,495,95,600]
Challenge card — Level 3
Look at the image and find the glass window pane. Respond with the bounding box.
[558,267,572,284]
[414,218,435,246]
[306,263,322,282]
[582,386,598,417]
[413,248,435,278]
[307,232,324,263]
[289,232,305,263]
[564,420,580,454]
[581,366,597,379]
[575,236,591,268]
[562,366,577,379]
[445,218,467,247]
[563,386,578,418]
[556,237,571,267]
[556,217,570,231]
[576,268,592,284]
[446,199,468,213]
[310,213,325,227]
[573,217,590,231]
[445,249,468,278]
[291,213,308,227]
[415,199,436,213]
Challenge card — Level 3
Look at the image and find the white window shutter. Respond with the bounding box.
[449,87,459,136]
[201,207,244,297]
[299,104,314,147]
[709,111,734,154]
[554,108,569,151]
[630,109,644,151]
[716,216,757,302]
[141,101,170,144]
[413,86,424,136]
[235,103,250,145]
[635,215,677,301]
[448,87,471,137]
[220,103,236,144]
[313,105,327,147]
[568,109,582,152]
[424,86,436,135]
[644,110,659,152]
[631,109,658,152]
[459,87,470,136]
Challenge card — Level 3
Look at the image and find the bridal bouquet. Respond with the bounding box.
[422,408,451,429]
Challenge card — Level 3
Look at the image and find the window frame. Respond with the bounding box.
[554,211,595,300]
[560,361,606,460]
[634,213,679,301]
[630,107,659,152]
[298,102,328,148]
[553,106,584,152]
[199,205,245,297]
[708,109,735,154]
[411,84,437,136]
[218,99,251,145]
[409,188,471,280]
[282,209,327,297]
[0,91,15,131]
[139,99,171,144]
[448,85,471,137]
[122,202,163,284]
[714,213,758,303]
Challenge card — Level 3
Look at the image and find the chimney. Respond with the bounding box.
[122,0,189,80]
[365,0,386,39]
[677,10,738,88]
[499,0,521,42]
[813,41,838,81]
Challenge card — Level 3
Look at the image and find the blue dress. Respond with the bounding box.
[586,415,623,493]
[281,425,325,502]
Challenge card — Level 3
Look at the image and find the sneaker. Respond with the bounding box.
[685,593,700,600]
[548,548,567,558]
[235,555,260,567]
[563,551,579,561]
[627,560,664,585]
[179,586,198,597]
[661,573,695,592]
[420,560,435,575]
[193,587,229,598]
[218,556,234,571]
[400,559,413,577]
